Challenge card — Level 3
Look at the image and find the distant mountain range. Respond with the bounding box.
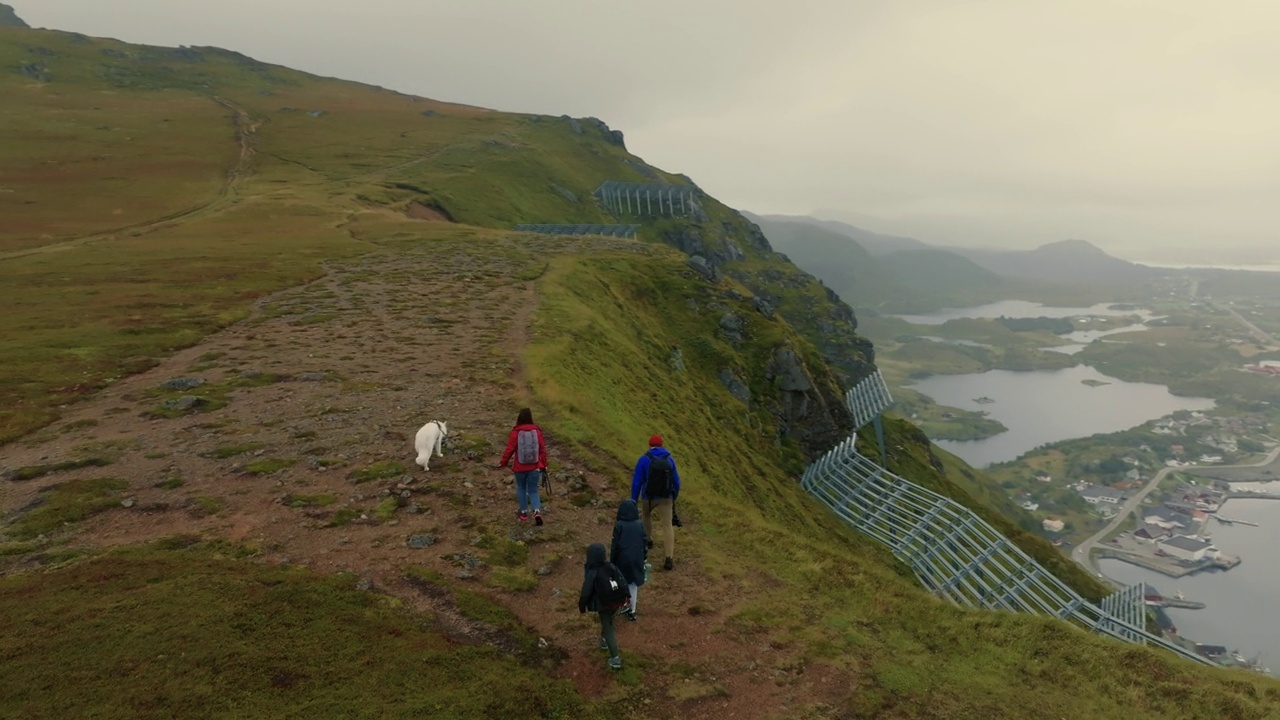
[746,212,1162,310]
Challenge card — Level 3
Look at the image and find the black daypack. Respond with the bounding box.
[594,562,630,611]
[644,450,674,498]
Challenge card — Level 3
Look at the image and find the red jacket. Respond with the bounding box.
[500,423,547,472]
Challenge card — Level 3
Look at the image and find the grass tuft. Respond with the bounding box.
[7,477,129,539]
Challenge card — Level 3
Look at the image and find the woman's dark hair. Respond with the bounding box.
[516,407,534,426]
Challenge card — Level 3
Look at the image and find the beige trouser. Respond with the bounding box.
[642,497,674,560]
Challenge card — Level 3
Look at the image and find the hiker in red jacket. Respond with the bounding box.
[499,407,548,524]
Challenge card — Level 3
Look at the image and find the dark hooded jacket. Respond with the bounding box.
[578,543,609,613]
[610,499,647,587]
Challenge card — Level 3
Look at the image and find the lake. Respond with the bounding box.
[1099,496,1280,672]
[908,365,1215,467]
[896,300,1157,325]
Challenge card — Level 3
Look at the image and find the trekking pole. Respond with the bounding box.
[541,468,551,496]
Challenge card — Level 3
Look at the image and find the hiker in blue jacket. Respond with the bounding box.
[610,498,647,621]
[631,434,681,571]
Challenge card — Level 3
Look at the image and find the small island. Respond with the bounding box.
[1081,379,1111,387]
[974,396,996,404]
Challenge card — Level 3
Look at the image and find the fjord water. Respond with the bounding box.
[896,300,1158,325]
[1099,496,1280,672]
[907,363,1215,467]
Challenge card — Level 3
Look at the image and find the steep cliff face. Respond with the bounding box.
[0,4,27,28]
[656,210,877,388]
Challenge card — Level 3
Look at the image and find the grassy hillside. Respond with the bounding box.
[3,25,1280,719]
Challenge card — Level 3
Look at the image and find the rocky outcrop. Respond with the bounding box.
[686,256,719,283]
[656,213,875,386]
[719,312,745,346]
[0,3,28,27]
[764,345,850,457]
[718,369,752,405]
[582,117,625,148]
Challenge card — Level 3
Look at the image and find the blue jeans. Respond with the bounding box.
[515,470,541,513]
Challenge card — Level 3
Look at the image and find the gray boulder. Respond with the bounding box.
[686,256,719,283]
[718,369,752,405]
[719,313,745,345]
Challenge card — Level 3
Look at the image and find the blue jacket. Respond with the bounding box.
[630,446,680,501]
[610,499,647,586]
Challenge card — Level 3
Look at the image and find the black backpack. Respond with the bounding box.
[594,562,630,611]
[644,450,674,499]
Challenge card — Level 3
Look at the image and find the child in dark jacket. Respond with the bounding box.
[610,498,647,621]
[578,543,624,670]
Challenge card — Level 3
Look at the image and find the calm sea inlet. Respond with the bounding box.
[897,301,1214,468]
[895,300,1266,668]
[1099,493,1280,669]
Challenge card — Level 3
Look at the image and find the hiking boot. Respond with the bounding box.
[534,511,543,526]
[518,511,528,522]
[607,656,622,670]
[646,539,653,550]
[599,636,609,651]
[623,609,637,622]
[663,557,674,571]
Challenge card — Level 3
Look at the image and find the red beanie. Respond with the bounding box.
[649,434,663,447]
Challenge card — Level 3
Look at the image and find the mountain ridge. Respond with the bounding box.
[2,23,1276,719]
[0,4,26,28]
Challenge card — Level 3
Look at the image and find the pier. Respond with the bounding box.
[1096,548,1240,578]
[1212,515,1259,527]
[1227,490,1280,500]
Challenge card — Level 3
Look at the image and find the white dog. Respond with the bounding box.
[413,420,448,471]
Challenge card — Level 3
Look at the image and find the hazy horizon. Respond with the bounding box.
[15,1,1280,265]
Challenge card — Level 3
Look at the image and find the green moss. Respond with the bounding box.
[8,477,129,539]
[287,493,338,508]
[201,442,265,459]
[348,461,405,484]
[486,566,538,592]
[373,496,400,521]
[243,458,295,475]
[476,536,529,568]
[326,509,360,528]
[189,496,223,518]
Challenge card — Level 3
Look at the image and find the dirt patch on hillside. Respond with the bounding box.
[0,238,851,719]
[405,201,451,222]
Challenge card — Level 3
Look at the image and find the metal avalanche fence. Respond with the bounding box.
[801,373,1209,665]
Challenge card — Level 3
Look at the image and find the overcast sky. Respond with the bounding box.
[19,1,1280,264]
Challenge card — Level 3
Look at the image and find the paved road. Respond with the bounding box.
[1208,299,1277,347]
[1072,444,1280,576]
[1187,274,1275,347]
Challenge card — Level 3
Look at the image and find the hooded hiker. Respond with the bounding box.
[610,498,648,621]
[631,434,681,571]
[579,542,629,670]
[498,407,548,524]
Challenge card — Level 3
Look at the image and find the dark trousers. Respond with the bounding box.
[598,608,618,657]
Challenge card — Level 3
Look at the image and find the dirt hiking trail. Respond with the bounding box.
[1,240,846,719]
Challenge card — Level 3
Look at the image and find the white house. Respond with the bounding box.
[1034,471,1052,483]
[1158,535,1214,562]
[1042,518,1065,533]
